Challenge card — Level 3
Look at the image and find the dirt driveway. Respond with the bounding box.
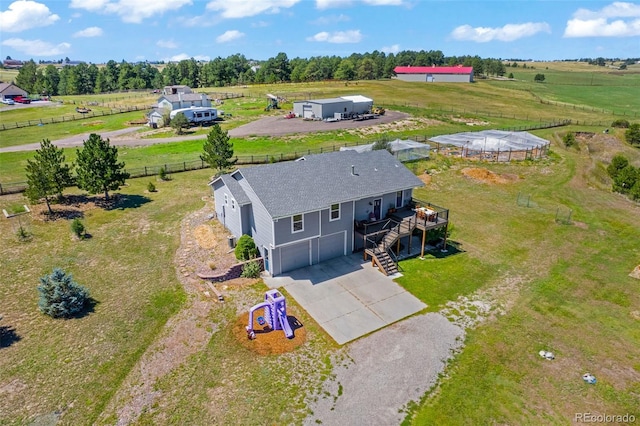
[228,110,409,137]
[0,111,410,153]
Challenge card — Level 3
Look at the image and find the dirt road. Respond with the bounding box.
[0,111,410,153]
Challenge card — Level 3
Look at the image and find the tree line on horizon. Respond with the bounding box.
[11,50,513,96]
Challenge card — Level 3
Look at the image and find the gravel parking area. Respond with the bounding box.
[304,313,464,425]
[228,110,409,137]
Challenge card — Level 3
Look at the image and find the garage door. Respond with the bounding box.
[280,241,310,274]
[319,232,345,263]
[303,105,313,118]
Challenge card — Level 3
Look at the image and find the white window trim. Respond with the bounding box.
[396,191,404,208]
[292,214,304,233]
[224,193,228,205]
[231,198,236,210]
[329,203,341,221]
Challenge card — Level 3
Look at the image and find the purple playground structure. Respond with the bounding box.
[246,289,294,340]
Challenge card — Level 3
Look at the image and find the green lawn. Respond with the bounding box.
[401,139,640,424]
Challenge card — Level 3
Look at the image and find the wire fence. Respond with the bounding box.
[0,119,570,196]
[0,105,147,131]
[0,92,245,131]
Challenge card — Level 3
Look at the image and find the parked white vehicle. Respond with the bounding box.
[169,107,217,124]
[2,98,15,105]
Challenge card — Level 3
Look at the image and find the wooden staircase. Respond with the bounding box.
[368,216,416,276]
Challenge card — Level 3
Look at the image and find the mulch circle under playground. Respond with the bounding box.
[233,309,306,355]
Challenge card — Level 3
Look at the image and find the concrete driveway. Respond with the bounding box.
[263,254,426,345]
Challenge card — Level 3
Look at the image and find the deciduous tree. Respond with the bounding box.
[170,112,189,134]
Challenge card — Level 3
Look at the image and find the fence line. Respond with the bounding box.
[0,92,245,132]
[0,105,145,131]
[0,119,570,196]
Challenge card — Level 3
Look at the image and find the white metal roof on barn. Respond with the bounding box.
[430,130,549,151]
[340,95,372,103]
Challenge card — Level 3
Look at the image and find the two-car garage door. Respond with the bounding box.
[278,232,346,275]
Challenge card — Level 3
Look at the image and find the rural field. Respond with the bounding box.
[1,62,639,425]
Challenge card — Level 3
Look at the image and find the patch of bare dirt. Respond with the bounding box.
[418,173,432,185]
[630,265,640,279]
[98,196,258,425]
[233,310,307,355]
[461,167,519,184]
[449,116,490,126]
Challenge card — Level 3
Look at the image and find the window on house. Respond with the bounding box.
[231,199,236,210]
[396,191,403,208]
[224,193,228,205]
[292,214,303,233]
[330,203,340,221]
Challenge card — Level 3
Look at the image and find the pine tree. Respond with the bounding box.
[25,139,73,214]
[38,268,90,318]
[75,133,129,201]
[201,123,237,176]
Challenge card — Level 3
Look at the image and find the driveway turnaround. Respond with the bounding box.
[263,254,426,345]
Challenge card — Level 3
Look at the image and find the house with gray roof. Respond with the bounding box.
[210,150,426,276]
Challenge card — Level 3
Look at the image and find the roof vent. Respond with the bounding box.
[351,165,358,176]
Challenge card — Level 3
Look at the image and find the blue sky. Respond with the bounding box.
[1,0,639,63]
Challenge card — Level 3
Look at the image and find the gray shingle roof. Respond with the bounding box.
[219,174,251,206]
[236,150,424,219]
[161,93,209,102]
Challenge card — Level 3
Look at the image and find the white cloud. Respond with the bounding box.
[451,22,551,42]
[564,2,640,37]
[216,30,245,43]
[69,0,110,12]
[2,38,70,56]
[73,27,103,37]
[381,43,400,54]
[164,53,211,62]
[316,0,403,9]
[206,0,300,18]
[311,14,350,25]
[157,39,178,48]
[176,14,217,28]
[306,30,362,43]
[70,0,193,23]
[0,0,59,33]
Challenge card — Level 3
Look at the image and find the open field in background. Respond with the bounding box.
[1,62,640,424]
[2,63,639,185]
[403,135,640,424]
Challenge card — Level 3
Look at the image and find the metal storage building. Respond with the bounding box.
[293,95,373,119]
[394,66,474,83]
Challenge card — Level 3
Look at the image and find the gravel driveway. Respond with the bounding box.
[0,111,410,153]
[305,313,464,425]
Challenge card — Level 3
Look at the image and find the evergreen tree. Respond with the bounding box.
[625,123,640,146]
[15,60,38,93]
[75,134,129,201]
[25,139,73,214]
[38,268,90,318]
[201,123,237,176]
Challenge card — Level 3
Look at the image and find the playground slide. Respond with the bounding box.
[278,309,294,339]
